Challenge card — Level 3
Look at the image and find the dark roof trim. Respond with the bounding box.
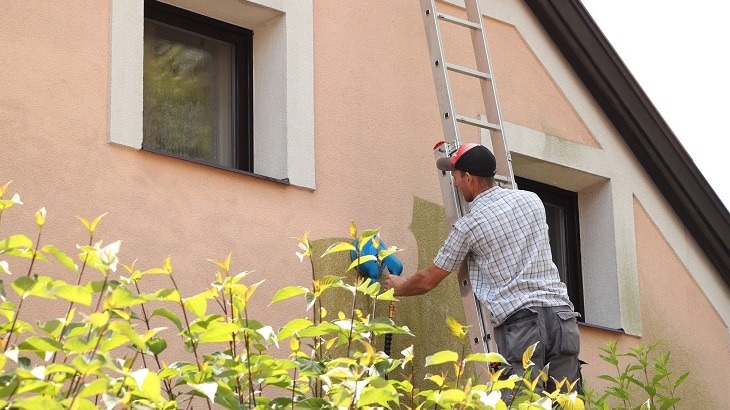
[525,0,730,286]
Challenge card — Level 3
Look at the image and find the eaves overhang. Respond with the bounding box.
[525,0,730,286]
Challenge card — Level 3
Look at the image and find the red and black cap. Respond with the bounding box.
[435,143,496,177]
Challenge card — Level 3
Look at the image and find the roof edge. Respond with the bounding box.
[525,0,730,285]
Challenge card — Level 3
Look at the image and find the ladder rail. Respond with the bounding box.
[422,1,461,148]
[423,0,517,355]
[465,0,516,189]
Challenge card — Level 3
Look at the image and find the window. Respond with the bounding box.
[110,0,315,188]
[143,0,253,171]
[515,177,584,317]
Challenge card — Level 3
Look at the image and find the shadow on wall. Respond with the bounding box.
[310,196,474,388]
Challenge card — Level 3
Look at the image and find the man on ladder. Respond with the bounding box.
[384,142,583,395]
[385,0,583,395]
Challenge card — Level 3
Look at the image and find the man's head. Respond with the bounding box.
[436,143,497,202]
[435,143,496,177]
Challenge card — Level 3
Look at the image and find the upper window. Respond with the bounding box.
[143,0,253,172]
[516,177,584,318]
[110,0,315,188]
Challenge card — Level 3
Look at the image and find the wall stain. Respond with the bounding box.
[309,196,477,389]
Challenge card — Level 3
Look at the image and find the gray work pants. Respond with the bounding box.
[493,305,584,395]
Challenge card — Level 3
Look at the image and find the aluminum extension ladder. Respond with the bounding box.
[421,0,516,354]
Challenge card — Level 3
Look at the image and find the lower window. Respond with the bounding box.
[516,177,584,318]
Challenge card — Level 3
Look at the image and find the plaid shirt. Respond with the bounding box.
[434,186,573,326]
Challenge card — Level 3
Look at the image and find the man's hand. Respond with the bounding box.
[384,271,407,296]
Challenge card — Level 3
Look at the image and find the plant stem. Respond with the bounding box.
[68,328,108,408]
[49,236,93,367]
[226,285,244,402]
[290,368,297,410]
[3,290,28,352]
[3,228,44,350]
[345,276,361,357]
[25,227,43,277]
[168,272,211,410]
[242,304,256,408]
[93,275,109,312]
[134,281,174,399]
[169,274,201,369]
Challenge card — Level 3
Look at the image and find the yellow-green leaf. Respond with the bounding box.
[141,370,162,401]
[347,255,377,272]
[349,221,358,238]
[78,378,109,398]
[198,323,238,343]
[151,308,183,331]
[183,293,208,318]
[87,311,110,328]
[53,285,92,306]
[426,374,445,387]
[522,341,539,369]
[298,322,341,338]
[278,318,313,341]
[99,333,130,353]
[321,241,356,257]
[464,352,507,364]
[77,213,107,236]
[64,338,94,354]
[142,267,168,275]
[41,245,78,274]
[210,252,232,273]
[17,336,64,353]
[9,395,62,410]
[0,235,33,252]
[378,246,401,260]
[104,287,146,309]
[1,248,46,262]
[12,276,36,297]
[188,382,217,403]
[147,338,167,355]
[108,321,144,349]
[358,384,397,408]
[425,350,458,366]
[437,389,466,405]
[270,286,308,306]
[446,316,467,339]
[377,288,399,302]
[153,288,180,302]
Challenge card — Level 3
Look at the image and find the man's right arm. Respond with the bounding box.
[385,263,451,296]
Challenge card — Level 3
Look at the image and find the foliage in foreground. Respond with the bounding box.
[0,181,686,409]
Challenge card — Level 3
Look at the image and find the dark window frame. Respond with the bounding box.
[515,177,584,318]
[143,0,254,172]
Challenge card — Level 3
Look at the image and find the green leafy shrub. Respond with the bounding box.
[583,340,688,410]
[0,181,678,409]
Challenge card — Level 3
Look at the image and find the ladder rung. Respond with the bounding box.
[446,63,491,80]
[494,174,511,184]
[455,115,501,132]
[436,12,481,30]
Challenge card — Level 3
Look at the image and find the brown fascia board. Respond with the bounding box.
[524,0,730,286]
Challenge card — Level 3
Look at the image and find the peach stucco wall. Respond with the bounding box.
[632,198,730,406]
[1,0,728,405]
[574,198,730,406]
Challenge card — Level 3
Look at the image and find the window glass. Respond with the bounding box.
[516,177,584,317]
[144,20,234,167]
